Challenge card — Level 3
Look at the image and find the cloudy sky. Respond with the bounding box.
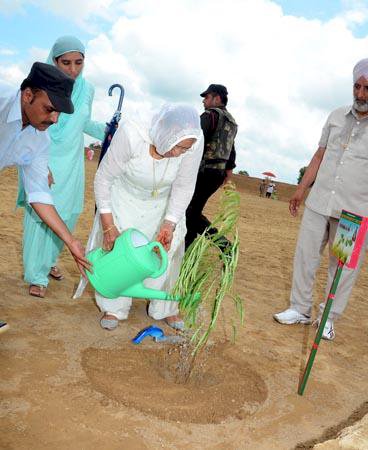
[1,0,368,183]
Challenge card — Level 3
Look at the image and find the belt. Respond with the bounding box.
[204,161,226,170]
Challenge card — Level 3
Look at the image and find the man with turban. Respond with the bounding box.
[273,58,368,340]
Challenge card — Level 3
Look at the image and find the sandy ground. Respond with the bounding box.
[1,163,368,450]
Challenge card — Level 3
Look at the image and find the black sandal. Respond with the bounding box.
[49,266,64,281]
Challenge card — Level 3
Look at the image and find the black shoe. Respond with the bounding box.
[214,236,232,253]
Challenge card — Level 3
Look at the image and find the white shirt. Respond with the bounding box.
[306,105,368,218]
[94,118,203,223]
[0,89,53,204]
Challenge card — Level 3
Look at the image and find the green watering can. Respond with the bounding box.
[86,228,180,301]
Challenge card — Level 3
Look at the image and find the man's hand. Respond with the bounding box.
[289,146,325,217]
[102,225,120,251]
[156,221,175,251]
[31,202,92,279]
[66,238,92,279]
[222,169,233,186]
[288,147,326,217]
[289,187,306,217]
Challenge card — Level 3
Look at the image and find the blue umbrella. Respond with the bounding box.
[98,83,125,165]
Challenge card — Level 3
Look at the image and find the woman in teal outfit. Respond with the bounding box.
[21,36,105,297]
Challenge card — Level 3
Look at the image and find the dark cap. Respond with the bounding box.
[200,84,228,98]
[21,62,74,114]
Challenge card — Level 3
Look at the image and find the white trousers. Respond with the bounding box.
[290,207,367,320]
[95,293,178,321]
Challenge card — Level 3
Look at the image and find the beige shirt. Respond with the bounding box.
[306,105,368,218]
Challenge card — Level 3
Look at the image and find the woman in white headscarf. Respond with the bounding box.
[75,104,203,330]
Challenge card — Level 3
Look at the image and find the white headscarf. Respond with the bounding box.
[149,104,201,155]
[353,58,368,82]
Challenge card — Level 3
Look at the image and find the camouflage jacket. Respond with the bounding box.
[200,107,237,169]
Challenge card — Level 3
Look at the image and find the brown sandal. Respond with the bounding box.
[29,284,47,298]
[49,266,64,281]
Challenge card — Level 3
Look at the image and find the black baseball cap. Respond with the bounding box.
[200,84,228,98]
[20,62,75,114]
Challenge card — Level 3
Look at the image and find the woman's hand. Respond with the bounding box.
[100,213,120,251]
[156,220,175,251]
[102,225,120,251]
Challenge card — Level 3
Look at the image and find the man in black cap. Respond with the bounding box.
[0,62,90,331]
[185,84,238,249]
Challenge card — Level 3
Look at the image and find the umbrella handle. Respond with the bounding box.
[108,84,125,112]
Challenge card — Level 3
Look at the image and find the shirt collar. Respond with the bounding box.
[7,90,41,135]
[7,90,22,124]
[345,105,368,121]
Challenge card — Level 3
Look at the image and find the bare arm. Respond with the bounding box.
[289,146,326,217]
[30,203,91,276]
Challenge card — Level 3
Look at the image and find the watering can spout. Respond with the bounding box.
[121,284,201,303]
[120,283,179,301]
[85,228,201,303]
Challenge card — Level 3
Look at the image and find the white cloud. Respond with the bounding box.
[83,0,368,182]
[0,0,121,28]
[0,0,25,14]
[28,47,48,61]
[340,0,368,25]
[0,48,17,56]
[2,0,368,182]
[0,65,25,85]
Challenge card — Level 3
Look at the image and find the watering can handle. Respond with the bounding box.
[148,242,168,278]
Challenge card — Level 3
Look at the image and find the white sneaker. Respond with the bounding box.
[314,318,335,340]
[273,308,312,325]
[0,320,9,334]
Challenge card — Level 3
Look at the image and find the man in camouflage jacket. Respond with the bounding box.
[185,84,237,249]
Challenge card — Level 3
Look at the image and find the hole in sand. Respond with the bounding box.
[82,342,268,424]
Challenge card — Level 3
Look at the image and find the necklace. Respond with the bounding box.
[152,158,170,198]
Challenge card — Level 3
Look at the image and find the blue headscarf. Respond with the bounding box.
[46,36,87,143]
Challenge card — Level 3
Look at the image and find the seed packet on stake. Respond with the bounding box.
[332,210,368,269]
[299,209,368,396]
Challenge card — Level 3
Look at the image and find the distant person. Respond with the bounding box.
[265,182,275,198]
[185,84,238,249]
[274,58,368,340]
[0,62,90,331]
[271,183,278,199]
[259,179,267,197]
[18,36,105,298]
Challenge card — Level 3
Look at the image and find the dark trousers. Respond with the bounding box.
[185,168,226,249]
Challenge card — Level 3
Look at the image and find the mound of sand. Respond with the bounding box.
[82,342,267,424]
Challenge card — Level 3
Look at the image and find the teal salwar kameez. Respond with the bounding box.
[20,36,105,287]
[22,210,79,286]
